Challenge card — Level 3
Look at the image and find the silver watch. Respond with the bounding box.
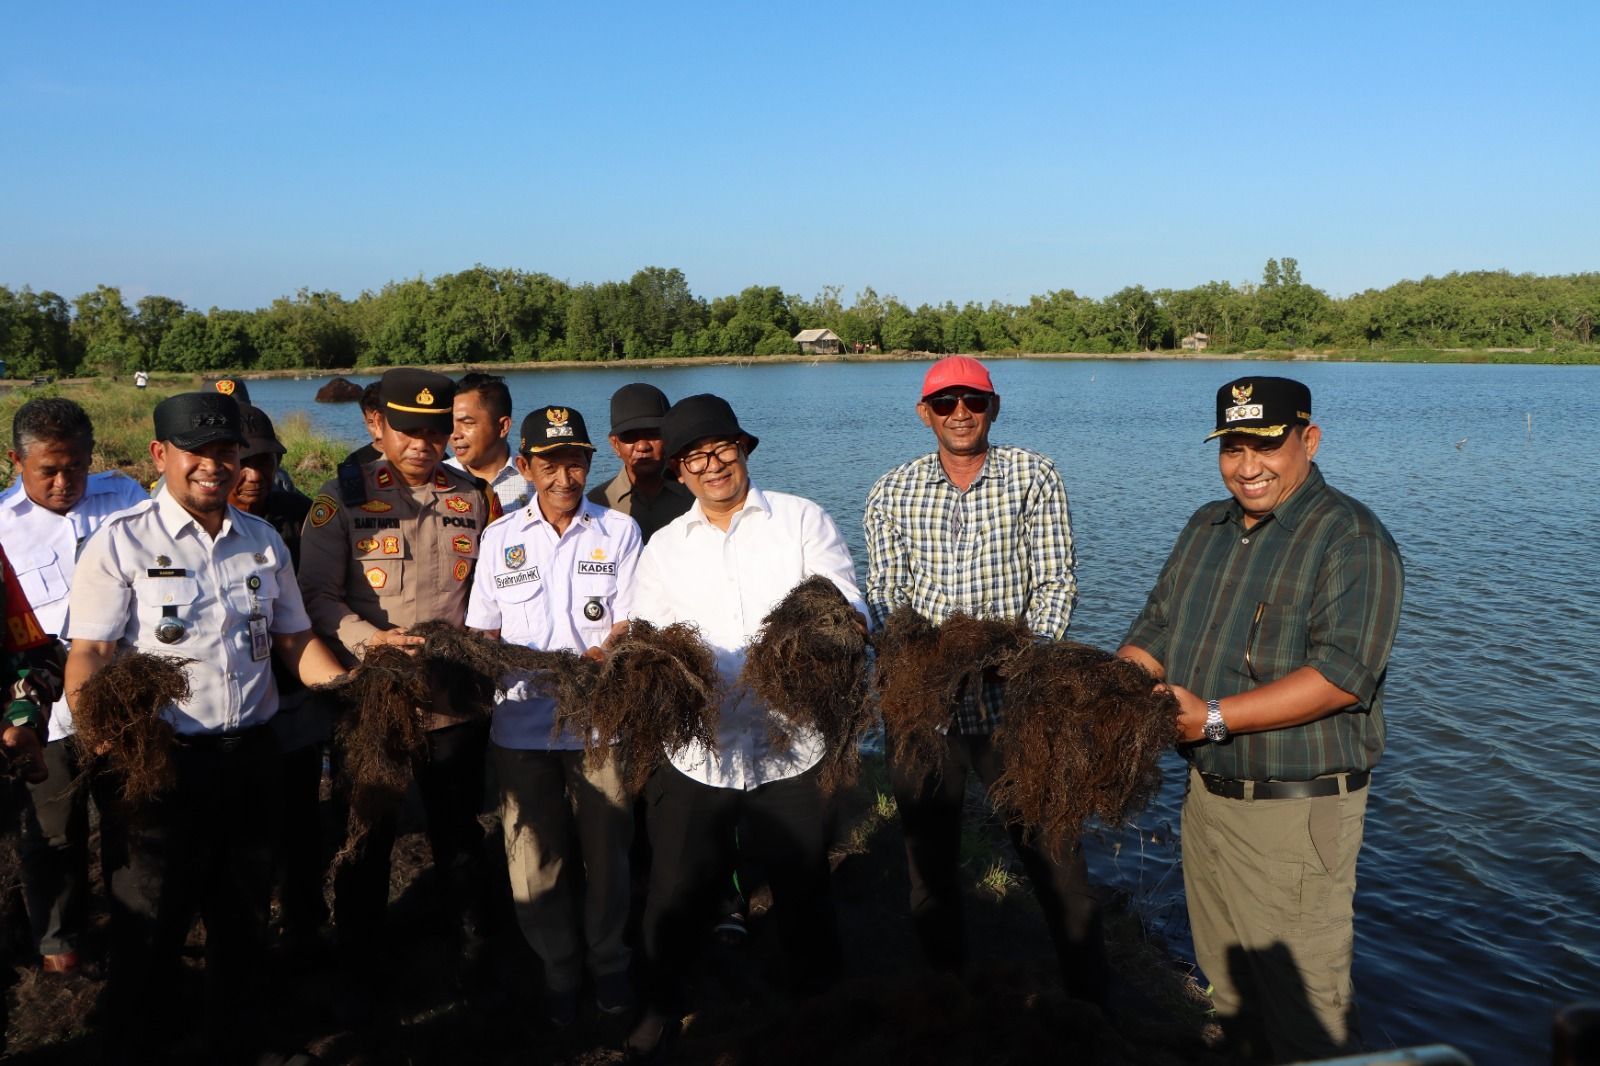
[1203,699,1229,743]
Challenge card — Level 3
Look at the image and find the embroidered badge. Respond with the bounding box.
[215,379,236,396]
[375,467,394,489]
[452,534,473,554]
[589,547,606,561]
[381,535,401,555]
[1231,383,1253,404]
[445,496,470,513]
[453,559,471,582]
[309,495,339,527]
[504,544,526,570]
[355,537,378,553]
[366,566,387,589]
[155,555,171,567]
[417,387,434,406]
[358,499,393,513]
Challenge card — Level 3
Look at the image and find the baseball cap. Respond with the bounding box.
[238,403,287,459]
[609,383,671,435]
[1205,376,1313,441]
[519,406,596,455]
[153,392,248,451]
[921,356,994,399]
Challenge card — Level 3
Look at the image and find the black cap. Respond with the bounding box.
[207,376,251,404]
[609,383,671,435]
[1206,376,1313,442]
[238,403,286,459]
[660,394,759,462]
[519,406,596,455]
[379,369,455,433]
[153,392,248,451]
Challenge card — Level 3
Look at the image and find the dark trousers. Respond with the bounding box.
[333,718,489,954]
[277,741,329,936]
[21,735,119,956]
[640,762,839,1015]
[105,729,283,1055]
[888,730,1108,1003]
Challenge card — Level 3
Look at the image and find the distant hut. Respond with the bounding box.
[794,328,843,355]
[1181,332,1210,351]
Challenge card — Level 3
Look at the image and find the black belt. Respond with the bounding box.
[172,726,269,753]
[1199,769,1369,801]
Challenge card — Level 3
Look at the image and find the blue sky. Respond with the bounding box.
[3,1,1596,311]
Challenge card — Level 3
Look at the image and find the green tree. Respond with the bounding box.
[72,285,139,374]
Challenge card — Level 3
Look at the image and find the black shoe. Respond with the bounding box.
[624,1009,680,1063]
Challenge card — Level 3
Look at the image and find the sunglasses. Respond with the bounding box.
[925,391,992,417]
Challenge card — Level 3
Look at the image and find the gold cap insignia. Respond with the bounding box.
[1231,383,1253,404]
[216,379,236,395]
[416,388,435,406]
[548,408,569,425]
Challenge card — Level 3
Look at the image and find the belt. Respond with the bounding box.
[1199,769,1369,801]
[172,726,269,753]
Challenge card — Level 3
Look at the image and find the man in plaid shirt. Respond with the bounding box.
[864,355,1107,1004]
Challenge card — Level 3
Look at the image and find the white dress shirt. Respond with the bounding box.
[0,471,150,737]
[468,497,642,751]
[67,488,311,736]
[446,452,530,512]
[633,483,865,791]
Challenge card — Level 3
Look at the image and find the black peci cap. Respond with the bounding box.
[1206,376,1313,441]
[519,406,596,455]
[153,392,248,451]
[238,403,287,459]
[379,369,455,433]
[609,383,671,435]
[660,394,759,462]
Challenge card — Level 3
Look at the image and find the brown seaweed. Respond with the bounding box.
[70,652,188,804]
[740,576,872,793]
[989,641,1180,843]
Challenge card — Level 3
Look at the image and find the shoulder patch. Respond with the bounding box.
[452,558,471,582]
[309,495,339,527]
[358,499,393,513]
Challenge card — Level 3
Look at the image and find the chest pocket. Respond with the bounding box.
[1243,603,1310,682]
[10,550,68,608]
[225,569,281,619]
[133,576,202,642]
[574,558,618,632]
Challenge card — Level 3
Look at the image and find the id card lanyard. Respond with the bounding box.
[246,574,270,661]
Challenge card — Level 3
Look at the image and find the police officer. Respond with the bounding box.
[1,397,148,973]
[62,391,346,1060]
[296,368,497,999]
[468,405,640,1026]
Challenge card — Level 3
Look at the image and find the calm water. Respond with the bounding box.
[249,360,1600,1064]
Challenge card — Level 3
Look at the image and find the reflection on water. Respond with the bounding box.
[249,359,1600,1065]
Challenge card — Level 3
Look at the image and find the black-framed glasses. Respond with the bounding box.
[925,391,992,417]
[679,441,742,475]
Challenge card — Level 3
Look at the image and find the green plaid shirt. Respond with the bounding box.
[865,446,1076,734]
[1123,465,1404,780]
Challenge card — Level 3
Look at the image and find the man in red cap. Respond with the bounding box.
[864,355,1108,1004]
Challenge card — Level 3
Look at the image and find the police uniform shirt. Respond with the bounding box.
[65,488,310,736]
[467,497,641,751]
[0,471,150,737]
[445,453,530,513]
[297,458,489,659]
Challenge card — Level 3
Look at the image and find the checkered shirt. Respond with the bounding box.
[864,445,1075,734]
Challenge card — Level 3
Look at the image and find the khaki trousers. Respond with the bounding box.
[1182,766,1368,1063]
[494,744,633,992]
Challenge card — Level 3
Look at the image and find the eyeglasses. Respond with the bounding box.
[679,441,742,475]
[925,391,992,417]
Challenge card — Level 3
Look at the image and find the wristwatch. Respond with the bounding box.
[1203,699,1230,743]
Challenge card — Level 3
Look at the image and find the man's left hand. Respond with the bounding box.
[1,724,47,784]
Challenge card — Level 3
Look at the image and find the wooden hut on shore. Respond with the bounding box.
[794,328,843,355]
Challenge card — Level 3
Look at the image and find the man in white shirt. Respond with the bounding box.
[63,391,345,1060]
[0,397,148,974]
[626,394,867,1058]
[468,405,640,1026]
[447,371,528,512]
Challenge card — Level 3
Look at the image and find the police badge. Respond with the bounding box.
[505,544,526,570]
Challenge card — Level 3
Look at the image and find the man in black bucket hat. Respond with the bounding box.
[1119,375,1405,1061]
[625,393,864,1059]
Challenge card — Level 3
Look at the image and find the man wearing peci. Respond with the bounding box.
[626,394,866,1059]
[0,397,149,975]
[1117,376,1403,1062]
[468,404,640,1026]
[863,355,1108,1004]
[63,391,346,1060]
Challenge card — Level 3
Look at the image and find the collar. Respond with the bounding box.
[920,448,1002,487]
[525,495,601,530]
[154,485,236,540]
[1215,463,1326,531]
[446,451,516,483]
[682,482,768,534]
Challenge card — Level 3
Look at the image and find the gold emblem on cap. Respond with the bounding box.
[1231,383,1253,404]
[216,380,236,396]
[548,408,569,424]
[416,388,434,405]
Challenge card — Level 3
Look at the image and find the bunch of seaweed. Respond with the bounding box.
[873,609,1033,781]
[989,641,1180,841]
[70,652,189,804]
[563,619,721,795]
[407,618,587,716]
[740,576,873,793]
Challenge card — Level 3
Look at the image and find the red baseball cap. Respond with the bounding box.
[920,356,994,399]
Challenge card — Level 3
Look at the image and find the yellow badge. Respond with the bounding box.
[452,559,470,582]
[416,387,434,406]
[589,547,606,561]
[445,496,470,513]
[309,495,339,528]
[358,499,393,513]
[1231,383,1253,404]
[452,534,473,554]
[548,407,569,424]
[215,379,236,396]
[381,535,401,555]
[355,537,378,553]
[366,566,387,590]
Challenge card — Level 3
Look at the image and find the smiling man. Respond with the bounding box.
[0,398,148,974]
[863,355,1107,1005]
[1117,376,1404,1061]
[448,372,528,512]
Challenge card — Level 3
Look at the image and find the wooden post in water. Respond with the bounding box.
[1553,1002,1600,1066]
